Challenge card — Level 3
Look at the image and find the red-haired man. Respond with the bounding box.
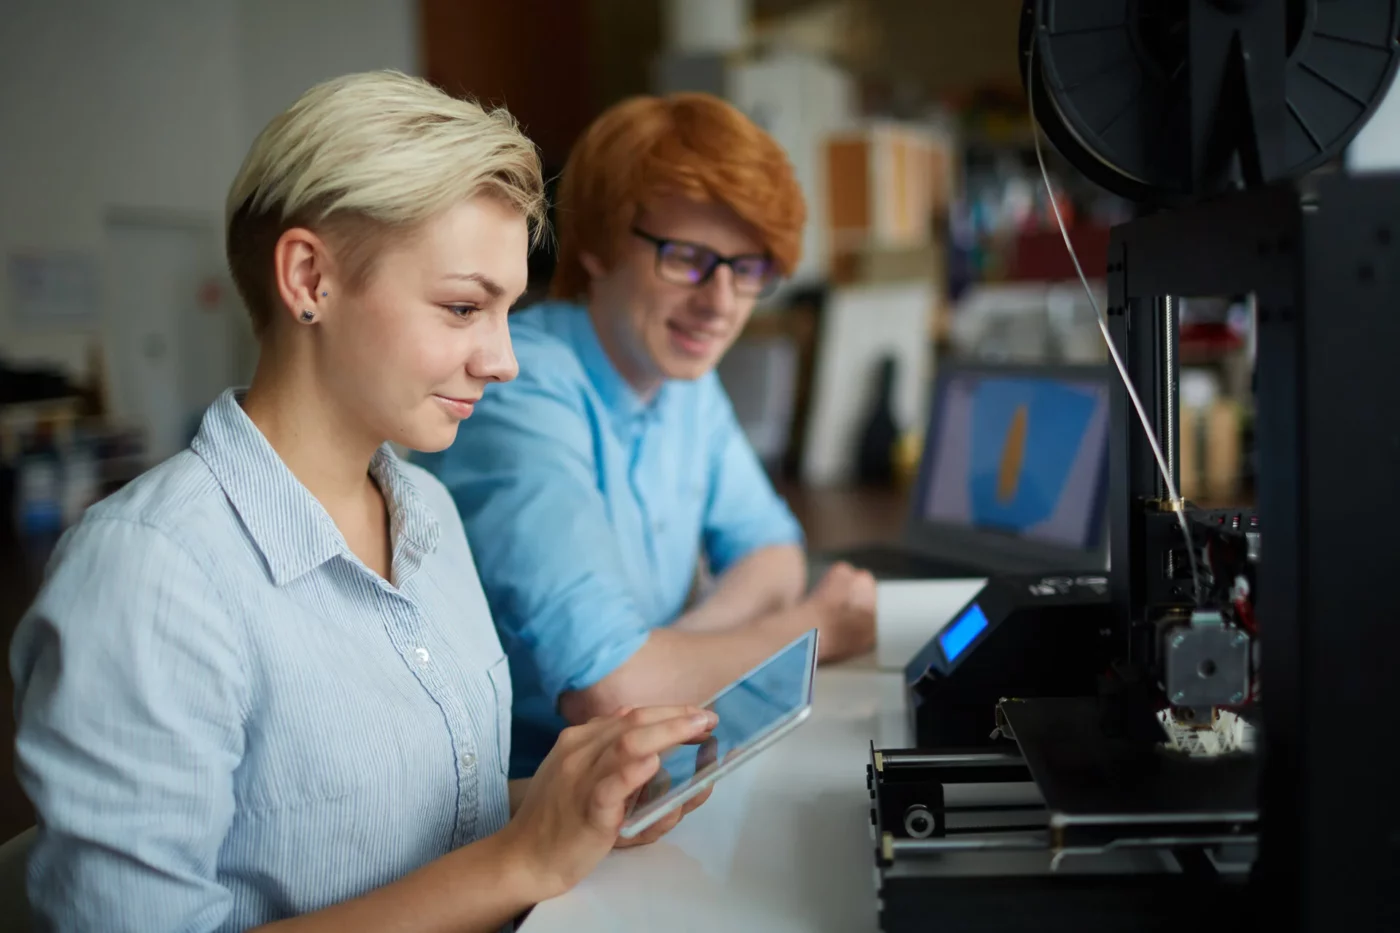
[420,93,875,777]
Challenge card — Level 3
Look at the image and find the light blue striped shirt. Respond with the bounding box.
[10,389,513,932]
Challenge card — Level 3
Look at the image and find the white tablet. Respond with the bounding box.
[618,627,819,839]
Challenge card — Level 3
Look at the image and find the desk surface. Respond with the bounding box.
[520,662,909,933]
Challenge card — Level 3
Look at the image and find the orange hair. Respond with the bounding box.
[549,93,806,300]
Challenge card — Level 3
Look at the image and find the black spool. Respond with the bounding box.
[1021,0,1400,205]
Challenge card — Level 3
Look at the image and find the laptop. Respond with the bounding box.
[819,362,1112,580]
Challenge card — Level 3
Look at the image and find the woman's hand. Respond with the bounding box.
[615,733,719,847]
[614,785,714,848]
[497,705,718,901]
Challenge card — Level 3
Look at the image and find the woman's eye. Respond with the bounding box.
[444,304,480,318]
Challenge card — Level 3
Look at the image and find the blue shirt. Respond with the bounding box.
[415,302,802,777]
[10,389,513,932]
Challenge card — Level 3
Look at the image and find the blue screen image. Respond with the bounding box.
[939,602,989,663]
[967,378,1097,530]
[922,374,1109,549]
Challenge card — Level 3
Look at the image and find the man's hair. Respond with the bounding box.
[549,93,805,300]
[226,70,546,335]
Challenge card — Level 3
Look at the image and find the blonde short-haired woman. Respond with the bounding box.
[10,71,714,933]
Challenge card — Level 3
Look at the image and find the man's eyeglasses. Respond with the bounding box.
[632,228,778,298]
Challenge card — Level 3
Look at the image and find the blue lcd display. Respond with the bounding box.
[939,602,990,663]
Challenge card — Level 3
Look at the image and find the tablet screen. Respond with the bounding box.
[630,629,818,822]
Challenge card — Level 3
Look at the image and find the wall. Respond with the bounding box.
[0,0,419,378]
[240,0,419,142]
[870,0,1022,97]
[1348,67,1400,173]
[420,0,592,171]
[0,0,243,374]
[589,0,664,113]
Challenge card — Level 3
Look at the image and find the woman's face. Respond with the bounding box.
[318,196,529,453]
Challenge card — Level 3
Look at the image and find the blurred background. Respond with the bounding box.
[4,0,1399,838]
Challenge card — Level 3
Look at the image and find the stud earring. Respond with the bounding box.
[300,309,315,323]
[321,291,328,297]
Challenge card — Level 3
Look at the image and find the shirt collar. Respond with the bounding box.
[569,307,668,437]
[370,443,441,585]
[191,389,440,586]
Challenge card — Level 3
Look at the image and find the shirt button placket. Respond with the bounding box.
[454,737,481,847]
[392,596,479,845]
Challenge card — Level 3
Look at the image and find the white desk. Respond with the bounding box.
[519,662,910,933]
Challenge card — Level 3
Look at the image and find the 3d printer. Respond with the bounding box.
[868,2,1400,930]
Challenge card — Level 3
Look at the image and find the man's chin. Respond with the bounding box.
[654,344,727,382]
[657,358,718,382]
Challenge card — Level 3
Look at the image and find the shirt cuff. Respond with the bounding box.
[709,515,806,576]
[543,628,652,710]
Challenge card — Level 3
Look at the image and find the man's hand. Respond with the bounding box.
[806,562,876,663]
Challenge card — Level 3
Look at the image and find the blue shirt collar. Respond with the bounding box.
[569,307,668,436]
[191,389,440,586]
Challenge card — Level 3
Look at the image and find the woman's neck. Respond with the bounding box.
[241,340,381,509]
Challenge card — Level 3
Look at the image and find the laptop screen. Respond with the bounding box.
[918,367,1111,552]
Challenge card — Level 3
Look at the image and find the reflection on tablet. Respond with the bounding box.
[630,629,818,820]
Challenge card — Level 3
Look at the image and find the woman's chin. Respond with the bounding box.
[394,418,462,455]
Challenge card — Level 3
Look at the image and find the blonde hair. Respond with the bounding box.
[226,70,546,334]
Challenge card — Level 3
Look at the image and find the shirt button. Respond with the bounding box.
[414,647,431,666]
[460,752,477,770]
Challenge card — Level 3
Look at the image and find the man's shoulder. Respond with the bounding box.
[471,303,601,433]
[507,302,592,388]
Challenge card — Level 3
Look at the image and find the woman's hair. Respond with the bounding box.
[549,93,805,301]
[226,70,546,335]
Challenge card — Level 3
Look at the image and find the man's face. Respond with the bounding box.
[583,196,776,390]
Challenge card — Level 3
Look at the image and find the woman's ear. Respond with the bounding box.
[272,226,333,326]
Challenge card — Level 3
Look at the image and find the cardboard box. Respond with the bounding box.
[824,122,956,255]
[1178,400,1243,503]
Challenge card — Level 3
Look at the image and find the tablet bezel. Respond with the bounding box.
[617,627,820,840]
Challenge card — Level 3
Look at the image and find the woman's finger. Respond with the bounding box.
[590,719,711,827]
[608,712,717,764]
[679,784,713,816]
[611,706,714,730]
[590,752,664,818]
[571,706,704,746]
[695,736,719,772]
[570,706,712,777]
[618,807,684,847]
[577,705,709,755]
[636,766,672,808]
